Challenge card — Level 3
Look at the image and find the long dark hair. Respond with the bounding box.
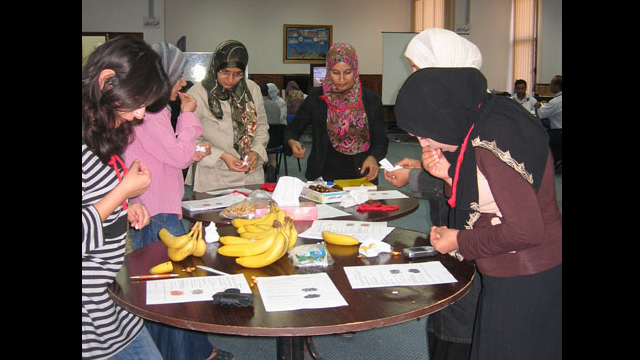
[82,35,170,163]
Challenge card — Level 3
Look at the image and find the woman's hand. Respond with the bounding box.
[396,157,422,169]
[192,142,211,162]
[246,151,259,171]
[178,92,197,113]
[360,155,379,181]
[429,226,460,254]
[288,139,306,159]
[384,168,410,187]
[220,152,249,172]
[121,159,151,199]
[127,203,150,230]
[421,146,452,185]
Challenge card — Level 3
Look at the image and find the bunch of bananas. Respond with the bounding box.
[158,221,207,261]
[218,204,298,268]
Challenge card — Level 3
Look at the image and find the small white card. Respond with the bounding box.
[379,158,403,172]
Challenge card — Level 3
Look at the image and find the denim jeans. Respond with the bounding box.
[130,213,185,251]
[106,327,163,360]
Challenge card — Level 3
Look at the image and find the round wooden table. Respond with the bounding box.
[108,226,475,360]
[182,185,420,226]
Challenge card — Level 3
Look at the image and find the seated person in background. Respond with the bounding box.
[186,40,269,191]
[510,79,537,115]
[260,83,282,125]
[284,42,388,183]
[260,83,282,183]
[535,75,562,172]
[285,80,306,115]
[267,82,288,124]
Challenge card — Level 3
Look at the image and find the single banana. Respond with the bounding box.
[192,222,207,257]
[158,227,194,249]
[220,235,254,245]
[231,216,264,228]
[322,231,359,246]
[237,226,247,234]
[168,235,197,261]
[243,224,268,233]
[239,227,276,239]
[217,231,277,257]
[149,260,173,274]
[279,227,291,258]
[276,207,286,225]
[231,204,275,228]
[236,231,287,268]
[288,220,298,249]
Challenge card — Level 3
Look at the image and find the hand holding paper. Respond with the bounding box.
[379,158,403,172]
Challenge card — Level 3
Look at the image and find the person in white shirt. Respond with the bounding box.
[536,75,562,172]
[266,83,288,125]
[510,79,537,114]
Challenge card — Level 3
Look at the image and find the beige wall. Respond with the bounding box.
[82,0,562,92]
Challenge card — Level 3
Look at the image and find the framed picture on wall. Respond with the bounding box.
[283,24,333,63]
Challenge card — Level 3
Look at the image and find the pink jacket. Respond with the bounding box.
[122,107,203,218]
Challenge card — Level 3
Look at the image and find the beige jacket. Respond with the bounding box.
[186,79,269,192]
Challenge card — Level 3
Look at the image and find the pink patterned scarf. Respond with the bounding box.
[320,43,370,155]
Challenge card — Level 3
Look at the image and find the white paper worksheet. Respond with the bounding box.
[343,261,458,289]
[256,273,348,312]
[298,220,395,242]
[181,192,247,212]
[316,204,351,219]
[146,274,251,305]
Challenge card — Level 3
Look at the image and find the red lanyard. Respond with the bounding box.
[447,123,475,209]
[107,155,129,210]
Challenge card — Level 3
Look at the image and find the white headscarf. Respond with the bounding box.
[404,28,482,69]
[266,83,281,100]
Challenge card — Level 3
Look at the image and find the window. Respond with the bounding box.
[512,0,539,93]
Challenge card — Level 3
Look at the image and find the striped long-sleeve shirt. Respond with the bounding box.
[82,142,143,359]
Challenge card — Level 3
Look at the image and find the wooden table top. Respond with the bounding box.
[182,185,420,225]
[108,226,475,337]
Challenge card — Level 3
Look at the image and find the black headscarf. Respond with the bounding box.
[395,68,549,229]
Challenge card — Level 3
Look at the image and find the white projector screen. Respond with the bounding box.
[381,32,417,105]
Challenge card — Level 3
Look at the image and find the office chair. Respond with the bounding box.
[266,124,287,180]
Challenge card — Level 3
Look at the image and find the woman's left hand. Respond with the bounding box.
[360,155,379,181]
[246,151,259,171]
[429,226,460,254]
[127,203,150,230]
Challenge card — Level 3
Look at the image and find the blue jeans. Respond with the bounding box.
[130,213,185,251]
[106,327,163,360]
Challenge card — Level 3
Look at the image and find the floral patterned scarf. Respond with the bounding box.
[320,43,370,155]
[201,40,257,157]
